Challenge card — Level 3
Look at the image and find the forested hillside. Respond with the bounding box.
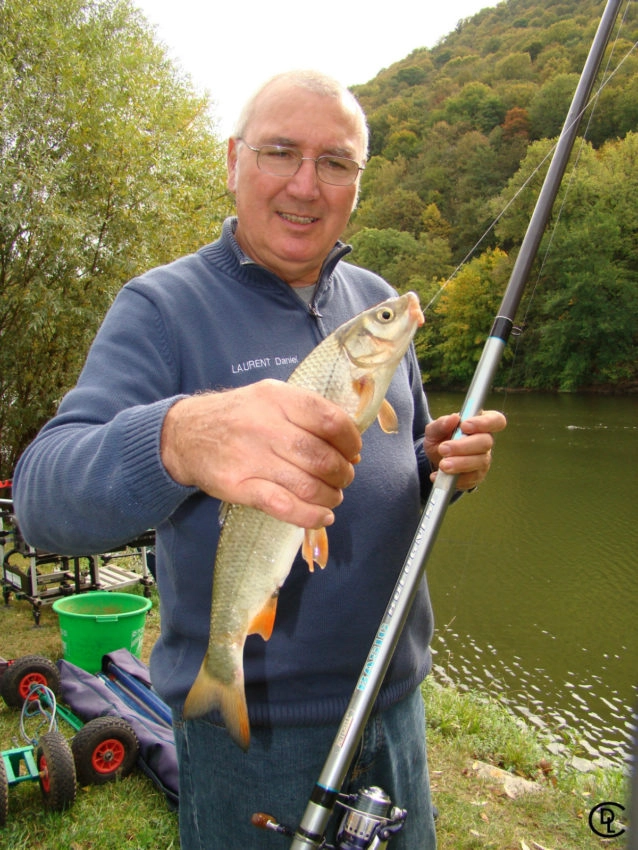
[346,0,638,391]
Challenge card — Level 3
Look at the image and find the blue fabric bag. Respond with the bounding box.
[59,648,178,807]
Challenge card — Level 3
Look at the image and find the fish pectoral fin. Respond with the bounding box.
[302,527,329,572]
[248,593,278,641]
[377,398,399,434]
[352,375,375,418]
[353,378,399,434]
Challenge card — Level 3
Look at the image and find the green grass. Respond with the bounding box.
[0,586,177,849]
[1,774,178,849]
[0,592,629,848]
[423,677,628,850]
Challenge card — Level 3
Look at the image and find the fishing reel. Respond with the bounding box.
[334,786,407,849]
[252,785,407,849]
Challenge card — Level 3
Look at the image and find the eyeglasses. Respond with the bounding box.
[238,140,364,186]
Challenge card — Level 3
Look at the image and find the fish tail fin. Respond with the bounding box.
[183,661,251,751]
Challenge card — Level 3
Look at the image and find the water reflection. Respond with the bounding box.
[425,392,638,766]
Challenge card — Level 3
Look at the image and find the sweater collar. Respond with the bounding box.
[221,217,352,291]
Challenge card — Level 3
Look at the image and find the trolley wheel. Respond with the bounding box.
[0,755,8,827]
[0,655,61,708]
[37,731,77,812]
[71,716,139,785]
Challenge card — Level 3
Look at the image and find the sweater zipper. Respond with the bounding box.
[308,300,323,320]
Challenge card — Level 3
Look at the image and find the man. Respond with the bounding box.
[13,71,506,848]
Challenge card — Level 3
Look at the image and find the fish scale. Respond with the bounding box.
[183,292,424,749]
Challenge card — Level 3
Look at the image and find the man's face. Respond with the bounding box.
[227,85,365,287]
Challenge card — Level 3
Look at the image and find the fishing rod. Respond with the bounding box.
[250,2,625,846]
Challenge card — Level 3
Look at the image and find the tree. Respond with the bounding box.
[346,227,451,301]
[423,248,512,387]
[383,128,421,161]
[356,155,407,206]
[501,107,531,141]
[492,134,638,390]
[352,188,426,237]
[0,0,233,476]
[524,137,638,390]
[494,51,534,82]
[443,82,507,134]
[528,73,580,139]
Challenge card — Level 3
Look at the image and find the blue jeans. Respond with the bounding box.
[173,687,436,849]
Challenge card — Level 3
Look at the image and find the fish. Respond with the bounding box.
[182,291,425,749]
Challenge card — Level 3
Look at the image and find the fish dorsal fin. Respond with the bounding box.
[302,527,329,572]
[248,593,278,640]
[378,398,399,434]
[218,502,231,527]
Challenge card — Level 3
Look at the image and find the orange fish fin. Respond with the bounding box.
[352,375,375,418]
[377,398,399,434]
[302,527,329,572]
[248,593,278,640]
[183,659,251,751]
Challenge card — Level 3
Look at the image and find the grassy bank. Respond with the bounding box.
[0,590,629,849]
[423,677,628,848]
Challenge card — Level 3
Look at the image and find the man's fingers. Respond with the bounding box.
[425,408,506,490]
[424,412,460,445]
[438,446,492,476]
[242,479,338,530]
[460,410,507,435]
[281,385,362,465]
[273,427,356,492]
[438,431,495,463]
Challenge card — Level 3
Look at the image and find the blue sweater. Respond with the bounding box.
[13,218,435,724]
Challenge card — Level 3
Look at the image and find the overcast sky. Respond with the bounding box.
[134,0,502,137]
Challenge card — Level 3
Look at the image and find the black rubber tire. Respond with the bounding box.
[0,655,61,708]
[37,731,77,812]
[0,755,9,827]
[71,716,139,786]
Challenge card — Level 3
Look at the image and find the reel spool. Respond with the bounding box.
[336,786,406,849]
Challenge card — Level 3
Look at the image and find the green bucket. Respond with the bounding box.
[53,591,152,673]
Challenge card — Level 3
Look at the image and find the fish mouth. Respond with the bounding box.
[278,212,319,225]
[407,292,425,327]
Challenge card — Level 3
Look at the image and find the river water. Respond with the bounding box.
[423,391,637,766]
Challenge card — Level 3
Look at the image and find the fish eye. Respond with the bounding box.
[377,307,395,322]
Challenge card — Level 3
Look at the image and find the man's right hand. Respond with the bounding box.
[160,379,362,529]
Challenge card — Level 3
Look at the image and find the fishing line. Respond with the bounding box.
[499,0,636,399]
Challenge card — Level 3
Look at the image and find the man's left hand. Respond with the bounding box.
[424,410,507,491]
